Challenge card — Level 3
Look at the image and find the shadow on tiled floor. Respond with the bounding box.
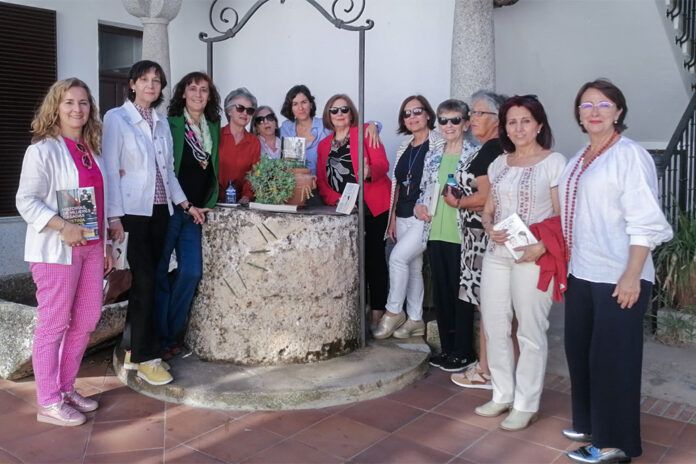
[1,348,696,464]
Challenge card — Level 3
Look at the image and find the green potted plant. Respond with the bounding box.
[246,157,297,211]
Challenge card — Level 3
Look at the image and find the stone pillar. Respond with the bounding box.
[122,0,183,103]
[450,0,496,102]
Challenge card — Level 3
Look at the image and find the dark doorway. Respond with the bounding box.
[98,24,142,116]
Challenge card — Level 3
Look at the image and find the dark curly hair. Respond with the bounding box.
[167,71,221,123]
[280,84,317,121]
[127,60,167,108]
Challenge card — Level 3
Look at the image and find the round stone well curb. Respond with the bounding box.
[113,338,430,410]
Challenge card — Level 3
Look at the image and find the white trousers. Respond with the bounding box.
[385,216,426,321]
[480,252,553,412]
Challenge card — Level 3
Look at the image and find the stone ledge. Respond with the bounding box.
[113,338,430,410]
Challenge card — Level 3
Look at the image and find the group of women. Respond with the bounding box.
[15,57,673,463]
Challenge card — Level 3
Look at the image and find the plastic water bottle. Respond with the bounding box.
[445,173,463,198]
[446,173,458,188]
[225,181,237,204]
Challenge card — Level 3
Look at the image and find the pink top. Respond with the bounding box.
[64,137,104,246]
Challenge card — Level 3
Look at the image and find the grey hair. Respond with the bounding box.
[223,87,258,115]
[470,89,507,113]
[436,99,470,120]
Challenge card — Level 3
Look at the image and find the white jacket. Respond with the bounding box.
[102,100,186,218]
[16,137,109,265]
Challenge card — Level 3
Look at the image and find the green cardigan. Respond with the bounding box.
[168,115,220,209]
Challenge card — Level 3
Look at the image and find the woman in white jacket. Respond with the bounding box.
[102,60,204,386]
[16,78,112,426]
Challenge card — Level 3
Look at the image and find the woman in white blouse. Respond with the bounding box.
[477,95,566,431]
[562,80,672,464]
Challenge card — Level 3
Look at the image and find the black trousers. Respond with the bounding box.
[427,240,475,360]
[365,210,389,310]
[122,205,169,363]
[564,274,652,458]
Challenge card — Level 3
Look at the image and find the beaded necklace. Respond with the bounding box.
[563,132,619,260]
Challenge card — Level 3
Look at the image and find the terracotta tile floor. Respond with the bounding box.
[1,349,695,464]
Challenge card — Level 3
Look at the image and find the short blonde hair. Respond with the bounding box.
[31,78,102,153]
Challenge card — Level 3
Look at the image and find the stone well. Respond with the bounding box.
[185,206,361,364]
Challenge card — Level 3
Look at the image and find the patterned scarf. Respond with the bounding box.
[184,108,213,169]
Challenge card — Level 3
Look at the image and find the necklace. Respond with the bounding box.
[402,141,427,196]
[563,131,619,259]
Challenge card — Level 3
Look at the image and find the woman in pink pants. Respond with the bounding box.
[16,78,113,426]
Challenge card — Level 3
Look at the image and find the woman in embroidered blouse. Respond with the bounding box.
[252,106,281,159]
[154,71,221,360]
[316,94,391,327]
[103,60,205,387]
[16,78,112,426]
[450,90,507,391]
[413,99,480,373]
[562,80,672,464]
[373,95,444,339]
[476,95,566,431]
[218,88,261,205]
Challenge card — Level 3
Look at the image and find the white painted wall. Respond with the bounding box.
[493,0,690,158]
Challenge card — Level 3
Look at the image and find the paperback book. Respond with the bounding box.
[281,137,307,163]
[493,213,537,260]
[56,187,99,240]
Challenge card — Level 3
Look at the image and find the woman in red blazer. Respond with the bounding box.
[317,94,391,324]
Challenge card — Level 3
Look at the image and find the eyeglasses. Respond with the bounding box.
[578,101,615,112]
[76,143,92,169]
[233,104,256,116]
[329,106,351,115]
[468,110,497,118]
[254,114,277,124]
[438,116,463,126]
[402,107,425,119]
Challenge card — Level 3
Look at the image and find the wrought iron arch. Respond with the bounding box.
[200,0,374,346]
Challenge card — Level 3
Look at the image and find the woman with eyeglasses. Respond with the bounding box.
[316,94,391,328]
[450,90,507,391]
[414,99,480,373]
[252,106,281,159]
[218,87,261,205]
[475,95,566,431]
[103,60,205,387]
[16,78,112,426]
[374,95,444,339]
[154,71,221,361]
[562,80,672,464]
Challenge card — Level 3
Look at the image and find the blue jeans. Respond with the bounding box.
[154,207,202,349]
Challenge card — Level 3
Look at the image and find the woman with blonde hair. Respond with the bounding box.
[16,78,113,426]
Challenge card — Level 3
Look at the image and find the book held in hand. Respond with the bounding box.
[281,137,306,163]
[493,213,537,260]
[336,183,360,215]
[56,187,99,240]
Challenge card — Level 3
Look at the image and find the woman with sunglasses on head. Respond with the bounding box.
[450,90,507,391]
[562,80,672,464]
[103,60,205,386]
[414,99,480,373]
[218,87,261,205]
[154,71,221,360]
[316,94,391,327]
[475,95,566,431]
[252,106,281,159]
[17,78,112,426]
[374,95,444,339]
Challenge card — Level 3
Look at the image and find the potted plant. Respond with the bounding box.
[246,157,297,211]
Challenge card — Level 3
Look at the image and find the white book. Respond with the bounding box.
[493,213,537,260]
[112,232,129,270]
[336,183,360,214]
[427,180,440,217]
[281,137,306,163]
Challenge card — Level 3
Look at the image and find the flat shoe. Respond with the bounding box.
[499,408,538,431]
[566,445,631,463]
[563,428,592,442]
[372,311,406,339]
[392,319,425,339]
[474,400,511,417]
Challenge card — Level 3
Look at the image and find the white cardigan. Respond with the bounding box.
[102,100,186,218]
[16,137,109,265]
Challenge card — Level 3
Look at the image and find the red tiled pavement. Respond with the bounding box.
[0,348,695,463]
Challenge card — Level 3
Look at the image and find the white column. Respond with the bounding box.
[122,0,183,103]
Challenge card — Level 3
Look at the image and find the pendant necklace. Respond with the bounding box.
[402,141,427,195]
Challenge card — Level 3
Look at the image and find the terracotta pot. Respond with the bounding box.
[286,168,316,206]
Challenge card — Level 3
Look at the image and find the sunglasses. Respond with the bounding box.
[254,114,277,124]
[233,104,256,116]
[438,116,463,126]
[329,106,351,115]
[402,107,425,119]
[76,143,92,169]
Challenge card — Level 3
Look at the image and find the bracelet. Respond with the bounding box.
[184,203,193,213]
[108,217,121,224]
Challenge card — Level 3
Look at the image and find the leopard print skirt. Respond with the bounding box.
[458,226,488,305]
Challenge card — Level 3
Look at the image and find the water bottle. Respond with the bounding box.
[445,173,463,199]
[225,180,237,204]
[446,173,458,188]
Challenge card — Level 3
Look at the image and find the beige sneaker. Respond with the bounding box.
[499,408,538,431]
[372,311,406,339]
[125,350,170,371]
[450,363,492,390]
[393,319,425,339]
[37,401,86,426]
[474,400,512,417]
[137,359,173,386]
